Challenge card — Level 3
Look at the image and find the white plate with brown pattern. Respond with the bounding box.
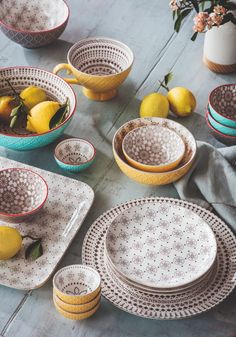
[0,157,94,290]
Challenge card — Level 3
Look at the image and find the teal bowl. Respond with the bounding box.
[54,138,96,173]
[0,67,76,151]
[209,84,236,127]
[208,106,236,136]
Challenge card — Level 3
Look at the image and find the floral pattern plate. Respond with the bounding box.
[0,157,94,290]
[105,202,217,289]
[82,197,236,320]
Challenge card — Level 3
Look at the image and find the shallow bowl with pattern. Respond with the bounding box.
[0,0,69,48]
[53,265,101,305]
[0,67,76,151]
[113,118,196,185]
[0,168,48,223]
[122,125,185,172]
[54,138,96,173]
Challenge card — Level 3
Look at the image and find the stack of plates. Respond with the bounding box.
[82,198,236,320]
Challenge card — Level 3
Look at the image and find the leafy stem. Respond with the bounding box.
[158,72,173,92]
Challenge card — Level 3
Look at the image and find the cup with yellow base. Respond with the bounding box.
[53,37,134,101]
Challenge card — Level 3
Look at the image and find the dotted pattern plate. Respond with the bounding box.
[0,157,94,290]
[82,198,236,320]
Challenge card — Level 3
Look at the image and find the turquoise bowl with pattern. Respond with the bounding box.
[0,67,76,151]
[208,106,236,137]
[54,138,96,172]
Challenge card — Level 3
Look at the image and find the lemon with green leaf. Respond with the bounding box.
[20,86,47,110]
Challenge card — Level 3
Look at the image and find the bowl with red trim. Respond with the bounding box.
[0,168,48,223]
[0,0,69,48]
[0,67,76,151]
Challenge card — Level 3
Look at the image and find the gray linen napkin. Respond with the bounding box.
[174,141,236,232]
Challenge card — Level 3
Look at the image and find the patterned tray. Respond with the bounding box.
[0,157,94,290]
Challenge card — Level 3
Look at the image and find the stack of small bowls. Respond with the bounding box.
[112,117,196,185]
[53,265,101,320]
[206,84,236,146]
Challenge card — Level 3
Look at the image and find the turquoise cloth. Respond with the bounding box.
[174,141,236,232]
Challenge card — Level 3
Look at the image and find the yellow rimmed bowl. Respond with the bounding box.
[53,265,101,305]
[122,125,185,173]
[113,118,196,185]
[53,298,100,320]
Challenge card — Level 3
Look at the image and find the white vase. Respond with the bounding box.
[203,21,236,73]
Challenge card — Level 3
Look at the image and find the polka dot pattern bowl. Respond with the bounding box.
[0,168,48,223]
[122,125,185,172]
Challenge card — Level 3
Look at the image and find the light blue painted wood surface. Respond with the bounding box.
[0,1,236,336]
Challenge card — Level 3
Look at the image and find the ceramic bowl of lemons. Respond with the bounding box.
[0,168,48,223]
[122,125,185,172]
[0,67,76,151]
[53,37,134,101]
[0,0,69,49]
[53,265,101,305]
[113,118,196,185]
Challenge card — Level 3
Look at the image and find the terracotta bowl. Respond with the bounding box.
[122,125,185,172]
[113,118,196,185]
[53,265,101,305]
[0,0,69,48]
[209,84,236,127]
[0,168,48,223]
[0,67,76,151]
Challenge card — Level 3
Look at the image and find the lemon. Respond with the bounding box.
[20,86,47,110]
[27,101,60,134]
[0,226,22,260]
[167,87,196,117]
[140,93,169,118]
[0,96,17,122]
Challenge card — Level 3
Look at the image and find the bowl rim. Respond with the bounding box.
[206,108,236,139]
[208,83,236,122]
[54,138,96,166]
[54,289,101,308]
[0,66,76,138]
[67,36,134,78]
[207,105,236,134]
[0,0,69,35]
[122,125,186,169]
[0,167,48,218]
[113,117,197,176]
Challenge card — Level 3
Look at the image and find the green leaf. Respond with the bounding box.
[190,0,199,13]
[10,115,18,128]
[49,98,69,130]
[164,72,173,86]
[181,8,192,19]
[25,239,43,260]
[174,15,182,32]
[191,31,198,41]
[10,104,21,117]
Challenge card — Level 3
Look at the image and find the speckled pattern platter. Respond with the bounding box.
[82,197,236,320]
[0,157,94,290]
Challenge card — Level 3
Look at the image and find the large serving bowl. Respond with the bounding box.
[0,168,48,223]
[0,67,76,151]
[0,0,69,48]
[113,118,196,185]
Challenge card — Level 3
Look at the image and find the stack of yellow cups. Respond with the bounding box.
[53,265,101,320]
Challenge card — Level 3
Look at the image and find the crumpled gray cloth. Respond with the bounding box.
[174,141,236,232]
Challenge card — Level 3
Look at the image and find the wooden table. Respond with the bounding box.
[0,1,236,336]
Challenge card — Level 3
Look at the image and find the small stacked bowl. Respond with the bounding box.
[112,117,196,185]
[53,265,101,320]
[206,84,236,146]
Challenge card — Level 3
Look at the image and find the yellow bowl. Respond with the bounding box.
[53,298,100,320]
[53,37,134,101]
[113,118,196,185]
[53,290,101,313]
[53,265,101,305]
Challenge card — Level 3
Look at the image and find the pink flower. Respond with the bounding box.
[213,5,227,16]
[210,12,223,27]
[193,12,209,32]
[169,0,179,11]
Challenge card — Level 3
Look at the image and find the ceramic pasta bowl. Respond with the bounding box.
[0,0,69,48]
[122,125,185,172]
[54,138,96,172]
[0,168,48,223]
[53,37,134,101]
[0,67,76,151]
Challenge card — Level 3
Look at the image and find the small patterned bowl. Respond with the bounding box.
[209,84,236,127]
[53,265,101,305]
[122,125,185,172]
[0,0,69,48]
[0,67,76,151]
[53,299,100,320]
[208,107,236,136]
[0,168,48,223]
[113,118,196,185]
[54,138,96,173]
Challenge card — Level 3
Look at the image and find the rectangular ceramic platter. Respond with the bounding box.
[0,157,94,290]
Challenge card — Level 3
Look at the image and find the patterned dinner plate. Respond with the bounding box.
[105,202,217,289]
[82,198,236,320]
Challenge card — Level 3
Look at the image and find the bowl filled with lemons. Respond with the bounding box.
[0,67,76,151]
